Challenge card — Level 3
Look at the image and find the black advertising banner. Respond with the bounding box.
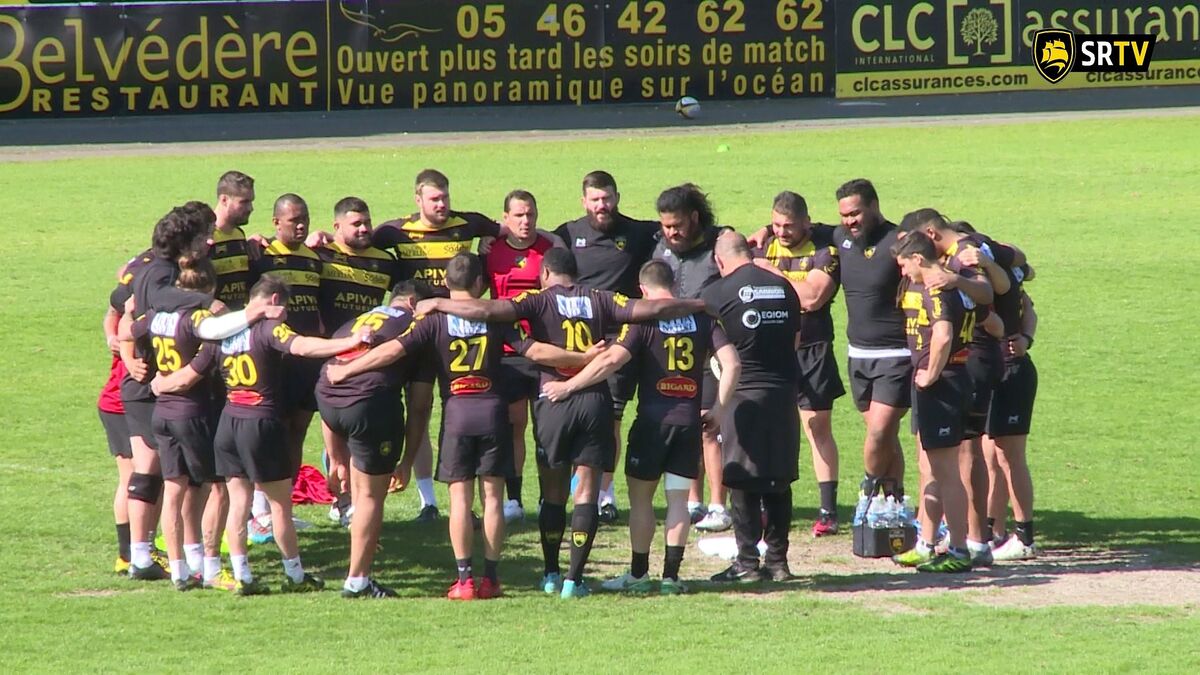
[0,0,835,117]
[835,0,1200,97]
[0,0,326,116]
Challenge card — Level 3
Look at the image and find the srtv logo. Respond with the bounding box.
[1033,30,1156,84]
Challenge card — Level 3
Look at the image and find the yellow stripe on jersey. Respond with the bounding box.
[392,240,475,260]
[325,242,394,260]
[212,227,246,243]
[322,262,391,290]
[212,255,249,275]
[264,269,321,288]
[265,240,320,259]
[394,215,472,234]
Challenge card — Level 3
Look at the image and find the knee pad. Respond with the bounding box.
[664,473,690,492]
[128,472,163,504]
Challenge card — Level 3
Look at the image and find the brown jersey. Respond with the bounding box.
[317,242,396,336]
[397,312,531,434]
[510,284,637,391]
[252,239,323,335]
[900,282,971,370]
[210,226,252,309]
[134,307,218,420]
[616,313,728,425]
[374,211,500,296]
[315,305,416,407]
[217,319,299,418]
[754,225,840,345]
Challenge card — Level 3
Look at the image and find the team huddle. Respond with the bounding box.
[98,169,1039,599]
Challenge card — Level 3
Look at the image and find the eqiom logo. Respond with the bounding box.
[1033,30,1156,84]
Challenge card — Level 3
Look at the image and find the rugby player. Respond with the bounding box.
[752,191,846,537]
[890,233,975,573]
[649,184,731,532]
[413,248,704,598]
[99,298,134,574]
[211,276,374,594]
[543,261,740,594]
[702,232,803,583]
[555,171,660,523]
[484,190,556,523]
[330,253,593,598]
[210,171,256,309]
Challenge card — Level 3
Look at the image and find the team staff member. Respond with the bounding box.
[314,282,431,598]
[752,191,845,537]
[213,276,372,595]
[649,184,730,531]
[890,233,975,574]
[251,194,324,481]
[544,261,740,595]
[702,232,803,583]
[100,300,134,575]
[209,171,256,309]
[414,249,704,599]
[484,190,556,523]
[555,171,660,523]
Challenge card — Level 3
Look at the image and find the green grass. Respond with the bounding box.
[1,114,1199,672]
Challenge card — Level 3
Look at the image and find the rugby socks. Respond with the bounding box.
[131,541,152,569]
[484,559,499,583]
[1015,521,1035,547]
[417,479,437,508]
[170,560,188,582]
[203,556,222,582]
[687,500,703,513]
[231,554,252,583]
[566,503,599,582]
[967,539,991,557]
[631,551,650,579]
[184,543,203,575]
[707,503,726,515]
[913,538,933,556]
[538,502,566,575]
[251,490,270,519]
[506,476,524,506]
[818,481,838,516]
[282,557,305,584]
[344,576,368,593]
[456,558,473,583]
[663,545,685,581]
[116,523,131,562]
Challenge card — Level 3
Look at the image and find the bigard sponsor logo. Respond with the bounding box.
[656,376,698,398]
[449,375,492,395]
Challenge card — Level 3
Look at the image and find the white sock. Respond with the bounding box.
[707,503,725,514]
[131,541,152,569]
[231,554,252,583]
[203,556,222,582]
[601,483,616,506]
[417,479,437,508]
[344,575,368,592]
[252,490,270,519]
[170,560,188,582]
[967,539,990,554]
[282,557,305,584]
[184,543,203,573]
[915,539,933,555]
[687,500,702,511]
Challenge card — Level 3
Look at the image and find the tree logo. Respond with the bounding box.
[1033,30,1076,83]
[960,8,999,56]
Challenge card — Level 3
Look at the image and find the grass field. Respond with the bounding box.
[1,112,1199,673]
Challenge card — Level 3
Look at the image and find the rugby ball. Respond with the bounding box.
[675,96,701,119]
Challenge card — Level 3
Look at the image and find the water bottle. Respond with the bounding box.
[884,495,899,528]
[900,495,919,529]
[866,496,888,529]
[853,492,869,526]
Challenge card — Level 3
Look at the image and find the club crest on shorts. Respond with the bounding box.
[1033,30,1075,83]
[572,531,589,547]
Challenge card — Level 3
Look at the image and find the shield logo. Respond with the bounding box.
[864,246,876,259]
[1033,30,1075,84]
[572,531,588,547]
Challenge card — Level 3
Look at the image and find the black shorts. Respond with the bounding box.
[532,390,616,471]
[153,414,216,484]
[122,397,158,451]
[437,404,513,483]
[700,368,719,412]
[99,410,132,459]
[283,356,321,413]
[720,386,800,491]
[319,393,404,476]
[986,356,1038,437]
[625,414,701,481]
[911,367,973,450]
[848,355,913,412]
[608,358,638,418]
[214,414,291,483]
[498,354,540,404]
[797,342,847,411]
[965,346,1004,439]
